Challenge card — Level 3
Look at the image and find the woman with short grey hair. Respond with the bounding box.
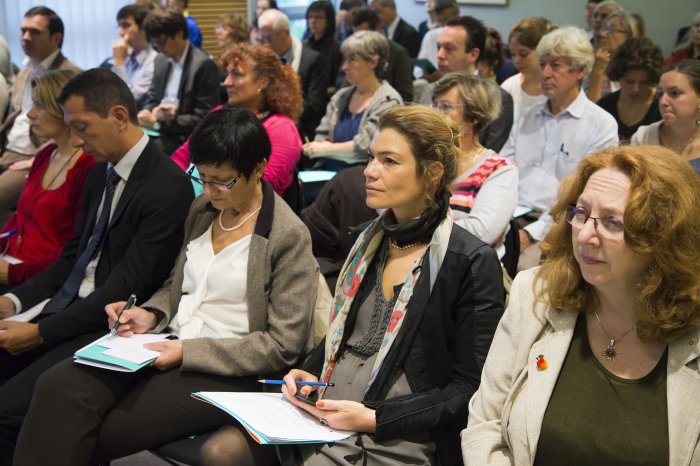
[302,30,402,172]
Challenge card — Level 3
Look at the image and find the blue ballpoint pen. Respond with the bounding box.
[108,294,137,338]
[257,379,335,387]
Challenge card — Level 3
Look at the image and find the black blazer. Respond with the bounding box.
[480,88,514,153]
[392,18,421,58]
[143,44,222,151]
[297,45,330,141]
[11,140,194,346]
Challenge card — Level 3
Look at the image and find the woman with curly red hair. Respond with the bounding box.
[463,145,700,465]
[171,43,303,195]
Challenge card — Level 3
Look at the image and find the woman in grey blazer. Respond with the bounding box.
[13,109,319,466]
[463,145,700,466]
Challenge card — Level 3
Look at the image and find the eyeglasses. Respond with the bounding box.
[565,205,625,238]
[187,165,242,191]
[431,101,467,113]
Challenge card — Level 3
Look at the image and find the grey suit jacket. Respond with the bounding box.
[142,181,319,377]
[462,267,700,466]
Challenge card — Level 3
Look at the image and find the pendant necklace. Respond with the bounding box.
[593,310,636,361]
[218,207,261,232]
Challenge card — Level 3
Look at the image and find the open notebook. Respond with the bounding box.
[193,392,355,444]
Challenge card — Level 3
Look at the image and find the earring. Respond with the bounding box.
[257,88,262,95]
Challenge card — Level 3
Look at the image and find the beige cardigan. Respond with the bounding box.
[462,267,700,466]
[143,183,319,377]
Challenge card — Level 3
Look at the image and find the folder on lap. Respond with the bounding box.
[192,392,355,445]
[73,333,171,372]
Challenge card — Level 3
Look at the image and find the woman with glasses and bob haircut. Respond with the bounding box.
[13,108,319,465]
[463,145,700,465]
[432,72,518,262]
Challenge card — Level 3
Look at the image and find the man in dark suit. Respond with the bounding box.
[258,8,330,141]
[370,0,421,58]
[351,9,413,102]
[0,68,193,463]
[419,16,514,152]
[137,9,220,155]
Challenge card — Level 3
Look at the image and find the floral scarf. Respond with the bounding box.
[319,209,454,396]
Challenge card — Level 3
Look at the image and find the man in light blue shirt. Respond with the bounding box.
[500,26,618,269]
[111,4,157,109]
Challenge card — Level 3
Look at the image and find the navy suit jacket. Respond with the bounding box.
[392,18,421,58]
[11,139,194,346]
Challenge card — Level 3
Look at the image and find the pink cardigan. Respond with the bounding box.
[171,106,302,195]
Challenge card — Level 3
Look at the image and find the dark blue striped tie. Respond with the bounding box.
[43,168,121,314]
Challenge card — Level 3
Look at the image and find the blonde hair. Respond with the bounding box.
[377,105,460,198]
[536,145,700,342]
[31,68,79,122]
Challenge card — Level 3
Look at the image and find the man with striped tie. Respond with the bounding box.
[0,68,193,463]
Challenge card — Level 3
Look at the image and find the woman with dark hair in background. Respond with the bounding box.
[631,60,700,175]
[597,37,663,144]
[305,0,343,94]
[477,28,505,83]
[171,44,303,196]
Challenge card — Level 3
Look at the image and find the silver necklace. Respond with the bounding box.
[593,310,636,361]
[218,207,261,232]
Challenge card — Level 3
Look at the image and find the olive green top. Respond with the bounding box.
[534,314,669,466]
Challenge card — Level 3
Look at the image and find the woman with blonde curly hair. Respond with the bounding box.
[463,145,700,465]
[171,43,303,196]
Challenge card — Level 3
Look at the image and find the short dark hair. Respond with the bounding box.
[353,9,380,30]
[189,108,271,179]
[117,4,150,28]
[307,1,336,38]
[58,68,138,124]
[143,9,188,41]
[607,37,663,83]
[24,6,64,48]
[446,16,486,54]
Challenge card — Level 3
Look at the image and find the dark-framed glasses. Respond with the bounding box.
[431,101,467,113]
[564,205,625,238]
[187,165,242,191]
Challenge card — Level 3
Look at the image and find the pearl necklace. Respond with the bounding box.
[218,207,261,232]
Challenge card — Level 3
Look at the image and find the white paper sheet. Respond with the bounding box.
[98,334,171,364]
[1,255,22,265]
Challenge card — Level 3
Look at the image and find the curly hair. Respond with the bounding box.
[376,105,460,199]
[607,37,664,83]
[536,145,700,342]
[219,44,302,123]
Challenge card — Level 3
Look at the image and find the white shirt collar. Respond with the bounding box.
[169,41,190,67]
[111,132,149,182]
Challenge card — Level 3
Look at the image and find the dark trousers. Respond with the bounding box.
[14,357,258,466]
[0,330,104,465]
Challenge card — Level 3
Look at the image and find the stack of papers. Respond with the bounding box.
[193,392,355,444]
[74,333,171,372]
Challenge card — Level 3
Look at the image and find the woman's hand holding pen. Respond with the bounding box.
[282,369,377,433]
[144,340,183,371]
[105,303,156,337]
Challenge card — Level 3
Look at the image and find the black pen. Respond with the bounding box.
[108,294,137,339]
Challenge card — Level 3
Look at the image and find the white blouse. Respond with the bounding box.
[501,73,548,122]
[169,223,251,340]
